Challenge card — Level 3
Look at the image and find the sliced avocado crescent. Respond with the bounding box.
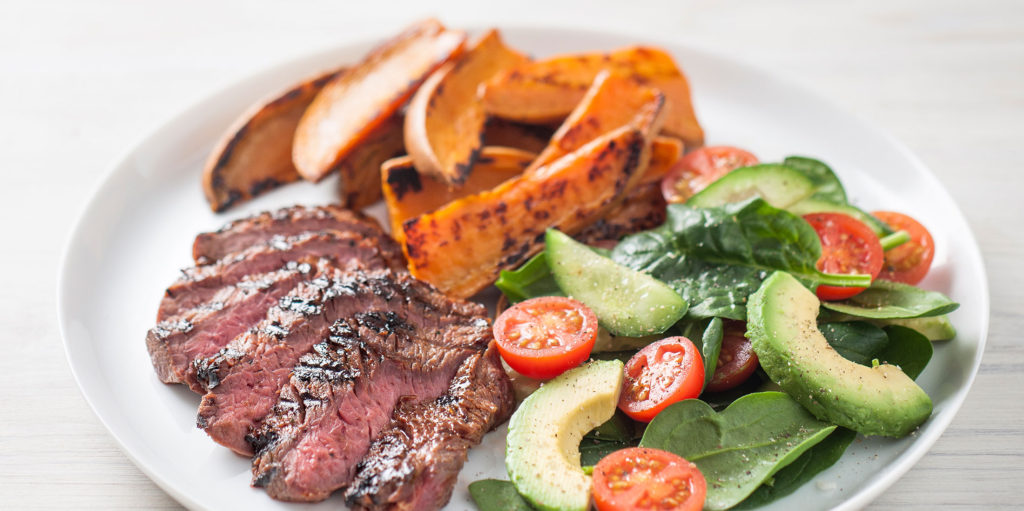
[506,359,624,511]
[747,272,932,437]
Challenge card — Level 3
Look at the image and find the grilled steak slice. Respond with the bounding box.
[250,311,491,501]
[345,346,514,511]
[146,261,314,391]
[195,267,489,456]
[159,231,398,321]
[191,204,401,265]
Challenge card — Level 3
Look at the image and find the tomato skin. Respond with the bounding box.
[661,146,759,203]
[492,296,598,379]
[706,321,759,393]
[872,211,935,285]
[803,213,884,301]
[618,337,705,422]
[593,447,706,511]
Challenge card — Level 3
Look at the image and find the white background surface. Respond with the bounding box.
[1,0,1022,509]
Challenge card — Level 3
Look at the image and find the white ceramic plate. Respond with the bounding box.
[59,26,988,511]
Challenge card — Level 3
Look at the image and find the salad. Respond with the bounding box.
[469,147,956,510]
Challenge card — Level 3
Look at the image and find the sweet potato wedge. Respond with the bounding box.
[482,118,555,154]
[403,125,650,298]
[577,181,667,244]
[404,29,527,185]
[201,68,342,212]
[293,18,465,182]
[643,136,684,186]
[527,70,665,172]
[482,46,704,147]
[336,114,406,210]
[382,146,535,242]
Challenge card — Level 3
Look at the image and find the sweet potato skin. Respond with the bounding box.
[403,126,648,298]
[382,146,535,241]
[482,46,704,147]
[404,29,527,185]
[293,19,465,182]
[202,68,341,212]
[482,118,556,154]
[335,114,406,210]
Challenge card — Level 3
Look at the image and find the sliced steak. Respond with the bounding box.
[146,261,314,391]
[191,205,401,266]
[195,268,489,457]
[249,310,490,501]
[345,346,514,511]
[159,230,398,321]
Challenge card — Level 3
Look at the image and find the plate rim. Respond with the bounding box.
[57,23,990,511]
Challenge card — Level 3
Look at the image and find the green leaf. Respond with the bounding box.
[821,279,960,319]
[877,325,933,379]
[733,428,857,509]
[579,438,630,467]
[494,252,562,303]
[640,392,836,510]
[783,156,847,204]
[469,479,534,511]
[819,321,889,365]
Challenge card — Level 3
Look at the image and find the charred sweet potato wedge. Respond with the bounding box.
[201,68,342,212]
[403,125,650,298]
[577,182,668,245]
[643,136,684,185]
[527,70,665,172]
[404,30,527,185]
[382,146,535,242]
[482,119,556,154]
[336,114,406,210]
[293,19,465,182]
[482,46,704,147]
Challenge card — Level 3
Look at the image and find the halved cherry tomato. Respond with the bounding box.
[872,211,935,285]
[661,146,758,203]
[593,447,706,511]
[803,212,884,301]
[706,320,759,393]
[618,337,704,422]
[492,296,598,379]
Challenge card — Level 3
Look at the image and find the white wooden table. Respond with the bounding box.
[2,0,1021,509]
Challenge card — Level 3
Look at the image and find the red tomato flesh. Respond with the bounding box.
[803,213,884,301]
[593,447,707,511]
[619,337,705,422]
[872,211,935,285]
[661,146,759,203]
[492,296,598,379]
[706,321,759,393]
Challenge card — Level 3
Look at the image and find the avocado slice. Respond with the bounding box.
[506,359,624,511]
[747,272,932,437]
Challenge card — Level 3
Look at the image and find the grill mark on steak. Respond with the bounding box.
[159,230,399,321]
[249,309,489,502]
[345,346,514,511]
[194,267,489,456]
[145,261,314,391]
[191,205,401,266]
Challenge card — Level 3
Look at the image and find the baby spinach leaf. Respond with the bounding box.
[612,199,869,320]
[494,252,562,303]
[579,438,631,467]
[733,428,857,509]
[469,479,534,511]
[640,392,836,510]
[820,321,889,365]
[783,156,847,204]
[878,325,933,379]
[821,279,959,319]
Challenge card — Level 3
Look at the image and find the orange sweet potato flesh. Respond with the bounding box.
[482,119,555,154]
[403,125,649,298]
[482,46,704,147]
[293,19,465,182]
[202,68,342,212]
[336,114,406,210]
[643,136,684,185]
[382,146,536,242]
[527,70,665,173]
[404,29,527,185]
